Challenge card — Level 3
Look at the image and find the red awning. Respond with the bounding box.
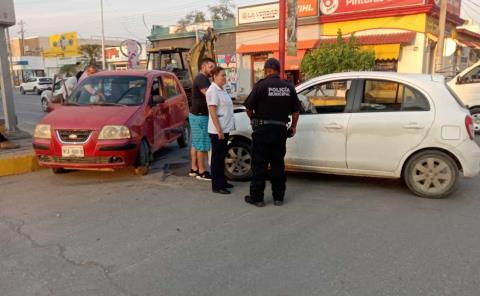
[462,41,480,49]
[237,40,319,54]
[320,32,417,46]
[237,32,416,54]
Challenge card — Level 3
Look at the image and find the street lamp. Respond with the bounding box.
[100,0,106,70]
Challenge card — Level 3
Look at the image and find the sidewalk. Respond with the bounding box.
[0,122,43,177]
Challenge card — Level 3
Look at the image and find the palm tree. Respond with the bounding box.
[79,44,102,65]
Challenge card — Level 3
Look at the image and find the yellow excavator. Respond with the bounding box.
[147,28,218,103]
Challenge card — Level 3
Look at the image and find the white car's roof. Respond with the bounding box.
[298,72,445,89]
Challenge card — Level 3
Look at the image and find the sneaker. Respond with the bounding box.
[189,169,199,177]
[196,171,212,181]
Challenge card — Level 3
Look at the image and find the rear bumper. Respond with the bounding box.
[454,139,480,178]
[33,139,138,170]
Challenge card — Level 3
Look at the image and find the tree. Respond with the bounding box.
[208,0,235,21]
[300,29,376,79]
[79,44,102,65]
[59,64,79,77]
[176,10,207,33]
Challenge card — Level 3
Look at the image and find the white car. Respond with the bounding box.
[448,61,480,133]
[227,72,480,199]
[40,78,65,112]
[20,77,53,95]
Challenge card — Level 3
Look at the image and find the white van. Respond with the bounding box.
[448,61,480,133]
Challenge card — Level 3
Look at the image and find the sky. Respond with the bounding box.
[8,0,480,41]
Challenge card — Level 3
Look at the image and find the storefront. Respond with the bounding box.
[235,0,465,98]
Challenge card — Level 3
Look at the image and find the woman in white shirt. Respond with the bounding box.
[207,67,235,195]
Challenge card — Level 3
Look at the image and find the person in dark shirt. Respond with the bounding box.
[243,58,301,207]
[189,57,216,181]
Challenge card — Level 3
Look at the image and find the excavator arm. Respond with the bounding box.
[187,27,218,82]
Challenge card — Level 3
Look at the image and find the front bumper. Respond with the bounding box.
[33,138,138,170]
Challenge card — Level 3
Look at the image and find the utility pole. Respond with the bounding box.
[17,19,25,56]
[100,0,106,70]
[5,27,15,86]
[0,28,18,132]
[435,0,447,73]
[279,0,286,80]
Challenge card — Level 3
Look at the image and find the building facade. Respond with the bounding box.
[235,0,474,98]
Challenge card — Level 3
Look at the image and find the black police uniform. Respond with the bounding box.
[244,74,301,203]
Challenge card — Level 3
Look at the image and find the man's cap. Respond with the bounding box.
[264,58,281,72]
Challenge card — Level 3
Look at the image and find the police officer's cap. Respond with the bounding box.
[264,58,281,72]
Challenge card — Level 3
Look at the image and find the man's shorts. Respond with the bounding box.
[189,113,211,152]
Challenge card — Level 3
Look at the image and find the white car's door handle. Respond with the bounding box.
[403,123,425,130]
[325,123,343,130]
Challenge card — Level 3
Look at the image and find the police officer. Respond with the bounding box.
[244,58,300,207]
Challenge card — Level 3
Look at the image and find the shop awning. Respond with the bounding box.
[237,40,319,54]
[361,44,401,60]
[237,32,415,54]
[457,40,480,49]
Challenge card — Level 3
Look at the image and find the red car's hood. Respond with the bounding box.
[41,105,141,130]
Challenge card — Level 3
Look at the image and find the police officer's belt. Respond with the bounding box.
[251,119,287,128]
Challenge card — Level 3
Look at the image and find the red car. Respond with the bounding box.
[33,70,190,175]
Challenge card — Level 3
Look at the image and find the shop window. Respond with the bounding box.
[297,80,352,114]
[360,80,430,112]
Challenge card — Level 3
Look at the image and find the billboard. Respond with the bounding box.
[49,32,79,56]
[238,0,319,25]
[320,0,426,16]
[0,0,15,26]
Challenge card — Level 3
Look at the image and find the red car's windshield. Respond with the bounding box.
[68,76,147,106]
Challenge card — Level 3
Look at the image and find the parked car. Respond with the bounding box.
[448,61,480,133]
[40,78,66,112]
[20,77,53,95]
[33,70,190,175]
[228,72,480,199]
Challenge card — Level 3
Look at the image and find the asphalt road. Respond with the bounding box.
[2,90,480,295]
[1,141,480,296]
[0,91,46,134]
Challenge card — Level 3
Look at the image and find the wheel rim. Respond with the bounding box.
[225,146,251,177]
[472,113,480,132]
[42,99,48,111]
[411,157,453,195]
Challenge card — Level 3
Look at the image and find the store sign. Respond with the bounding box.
[238,0,318,25]
[434,0,461,18]
[320,0,425,16]
[0,0,15,26]
[13,61,28,66]
[105,48,121,60]
[49,32,79,55]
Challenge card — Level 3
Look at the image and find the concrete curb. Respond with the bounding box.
[0,152,43,177]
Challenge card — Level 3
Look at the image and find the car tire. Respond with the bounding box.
[52,168,66,174]
[41,98,49,112]
[134,139,151,176]
[470,107,480,134]
[20,87,25,95]
[34,87,41,95]
[177,120,190,148]
[403,150,459,199]
[225,139,252,181]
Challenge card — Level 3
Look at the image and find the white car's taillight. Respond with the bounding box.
[465,116,474,140]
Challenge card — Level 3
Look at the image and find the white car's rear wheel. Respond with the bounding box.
[404,150,459,199]
[225,140,252,181]
[470,108,480,134]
